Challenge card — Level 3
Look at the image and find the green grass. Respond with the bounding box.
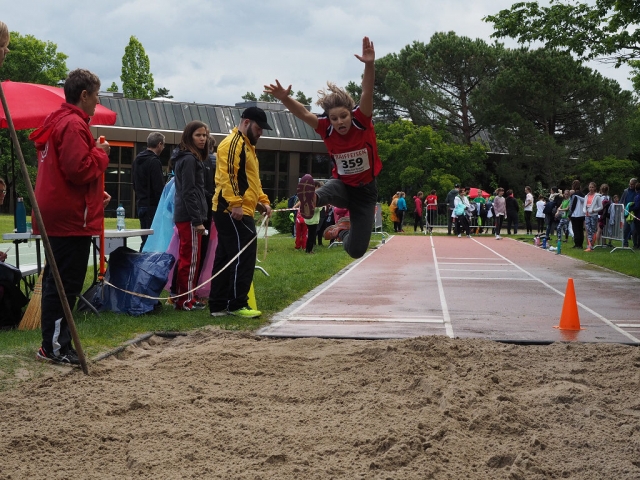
[0,232,357,390]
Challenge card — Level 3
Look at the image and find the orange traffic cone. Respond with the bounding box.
[554,278,583,331]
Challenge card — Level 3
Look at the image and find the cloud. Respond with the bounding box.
[3,0,634,109]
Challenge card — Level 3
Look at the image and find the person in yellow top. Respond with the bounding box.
[208,107,272,318]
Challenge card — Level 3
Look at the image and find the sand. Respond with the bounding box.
[1,329,639,479]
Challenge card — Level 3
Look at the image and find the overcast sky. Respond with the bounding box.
[3,1,633,111]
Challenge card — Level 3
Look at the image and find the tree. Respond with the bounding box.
[374,120,487,201]
[471,48,635,187]
[0,31,67,213]
[0,31,67,84]
[294,91,312,105]
[120,36,155,99]
[485,0,640,66]
[153,87,173,99]
[374,32,503,144]
[106,82,119,93]
[242,92,257,102]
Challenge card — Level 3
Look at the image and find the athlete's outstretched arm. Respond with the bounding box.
[355,36,375,118]
[264,80,319,129]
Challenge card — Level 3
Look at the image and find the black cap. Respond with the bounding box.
[454,184,460,188]
[241,107,273,130]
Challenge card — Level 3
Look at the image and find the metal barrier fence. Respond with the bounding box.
[595,203,634,253]
[422,203,496,234]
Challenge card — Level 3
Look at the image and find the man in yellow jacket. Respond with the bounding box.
[208,107,272,318]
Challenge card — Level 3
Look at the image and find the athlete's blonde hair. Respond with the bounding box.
[0,21,9,48]
[316,82,355,113]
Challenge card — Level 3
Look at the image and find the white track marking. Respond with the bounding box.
[430,236,454,338]
[475,239,640,343]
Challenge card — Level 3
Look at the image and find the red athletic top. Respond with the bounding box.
[315,106,382,187]
[426,194,438,211]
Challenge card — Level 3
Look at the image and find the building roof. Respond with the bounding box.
[98,95,322,142]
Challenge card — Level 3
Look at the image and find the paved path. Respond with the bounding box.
[258,235,640,344]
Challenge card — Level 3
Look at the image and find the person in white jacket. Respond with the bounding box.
[583,181,603,251]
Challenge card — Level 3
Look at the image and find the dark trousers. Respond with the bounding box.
[495,215,504,236]
[137,205,157,251]
[455,215,470,235]
[41,236,91,356]
[536,217,544,234]
[208,212,257,312]
[427,210,436,231]
[306,224,318,253]
[524,211,532,233]
[570,217,584,248]
[316,179,378,259]
[447,209,454,234]
[506,216,518,234]
[414,212,424,232]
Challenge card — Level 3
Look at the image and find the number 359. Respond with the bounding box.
[341,157,364,169]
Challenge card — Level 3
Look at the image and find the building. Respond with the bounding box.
[91,94,329,217]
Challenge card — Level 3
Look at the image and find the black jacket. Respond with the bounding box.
[173,150,207,226]
[132,149,164,208]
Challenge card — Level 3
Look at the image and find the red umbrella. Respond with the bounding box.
[468,187,491,199]
[0,80,117,129]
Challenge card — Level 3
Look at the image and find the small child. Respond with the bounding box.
[265,37,381,259]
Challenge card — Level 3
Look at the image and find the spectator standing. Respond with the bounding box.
[30,69,111,365]
[556,190,571,241]
[493,188,506,239]
[396,192,407,232]
[620,178,637,248]
[569,180,586,249]
[0,177,6,262]
[208,107,272,318]
[445,184,459,235]
[523,186,534,234]
[633,183,640,248]
[453,187,472,237]
[132,132,165,251]
[505,189,519,235]
[472,192,487,234]
[197,135,217,275]
[425,189,437,233]
[413,191,424,232]
[172,121,209,311]
[583,182,603,252]
[390,193,400,232]
[535,194,545,234]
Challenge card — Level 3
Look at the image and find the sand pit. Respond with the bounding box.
[1,329,639,479]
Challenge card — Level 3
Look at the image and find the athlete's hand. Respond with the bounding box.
[264,80,291,101]
[355,36,375,64]
[230,206,244,221]
[257,203,272,218]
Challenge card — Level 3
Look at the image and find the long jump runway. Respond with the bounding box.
[257,235,640,345]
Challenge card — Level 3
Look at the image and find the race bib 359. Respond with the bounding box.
[333,148,370,176]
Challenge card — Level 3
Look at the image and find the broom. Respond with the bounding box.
[18,271,43,330]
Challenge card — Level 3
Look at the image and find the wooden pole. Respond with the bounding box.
[0,83,89,375]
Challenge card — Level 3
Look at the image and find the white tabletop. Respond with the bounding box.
[3,229,153,241]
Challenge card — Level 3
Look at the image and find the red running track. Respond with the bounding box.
[258,235,640,344]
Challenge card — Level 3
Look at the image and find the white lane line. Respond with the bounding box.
[430,236,454,338]
[438,257,505,260]
[439,268,519,272]
[475,240,640,344]
[439,262,511,265]
[287,316,444,324]
[440,277,535,281]
[617,324,640,328]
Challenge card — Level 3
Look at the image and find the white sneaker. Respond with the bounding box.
[458,234,461,238]
[496,235,502,240]
[466,235,471,238]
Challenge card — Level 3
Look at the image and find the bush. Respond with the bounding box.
[270,198,294,234]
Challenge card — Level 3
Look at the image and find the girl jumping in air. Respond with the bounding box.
[265,36,381,259]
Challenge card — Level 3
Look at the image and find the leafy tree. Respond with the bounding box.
[294,91,312,105]
[242,91,257,101]
[259,91,277,102]
[0,31,67,84]
[485,0,640,66]
[153,87,173,99]
[106,82,119,93]
[471,48,635,187]
[120,36,155,99]
[374,32,503,144]
[345,81,362,106]
[0,31,67,213]
[374,120,486,202]
[575,156,640,197]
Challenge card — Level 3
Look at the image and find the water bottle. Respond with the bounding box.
[116,204,126,231]
[534,236,540,247]
[541,236,547,249]
[15,197,27,233]
[556,238,562,255]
